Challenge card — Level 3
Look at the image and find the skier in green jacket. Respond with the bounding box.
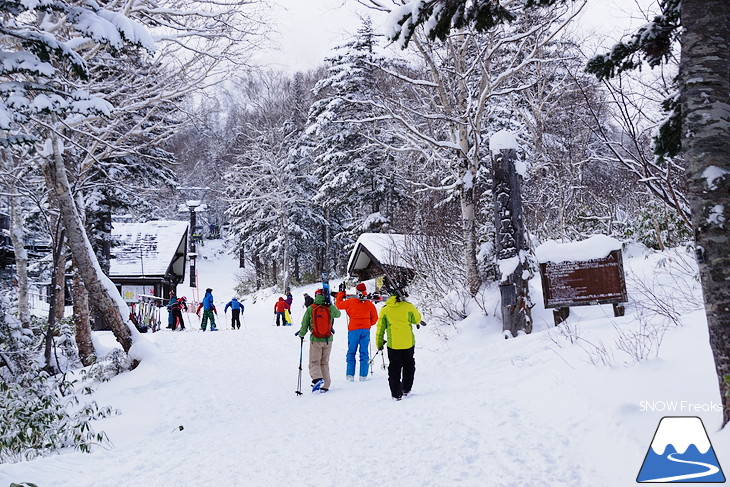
[296,290,341,393]
[376,295,423,400]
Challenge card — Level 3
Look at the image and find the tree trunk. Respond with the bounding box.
[44,227,65,374]
[281,214,291,292]
[681,0,730,427]
[9,196,30,328]
[71,259,96,366]
[460,182,481,296]
[492,144,533,337]
[254,253,262,290]
[52,217,66,324]
[43,133,136,355]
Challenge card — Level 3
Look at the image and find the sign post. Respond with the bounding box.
[539,248,628,325]
[491,131,534,337]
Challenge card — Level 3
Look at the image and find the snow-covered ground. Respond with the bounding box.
[0,239,727,486]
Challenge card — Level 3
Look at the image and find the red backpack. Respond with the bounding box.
[311,304,332,339]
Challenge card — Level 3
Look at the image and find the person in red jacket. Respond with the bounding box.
[336,283,379,381]
[274,296,290,326]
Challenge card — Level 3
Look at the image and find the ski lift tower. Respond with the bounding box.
[176,187,209,289]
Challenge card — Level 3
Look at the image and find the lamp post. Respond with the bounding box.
[176,187,209,291]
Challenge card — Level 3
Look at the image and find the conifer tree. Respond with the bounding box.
[307,18,407,272]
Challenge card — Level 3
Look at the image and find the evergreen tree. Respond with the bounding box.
[307,18,406,272]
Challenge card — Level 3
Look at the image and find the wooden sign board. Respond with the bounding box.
[539,249,628,309]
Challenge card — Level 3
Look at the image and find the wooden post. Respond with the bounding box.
[491,134,533,337]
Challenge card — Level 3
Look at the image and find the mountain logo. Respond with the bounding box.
[637,416,726,483]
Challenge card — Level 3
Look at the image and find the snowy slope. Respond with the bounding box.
[0,239,727,487]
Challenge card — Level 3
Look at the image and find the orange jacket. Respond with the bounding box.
[336,291,378,331]
[274,297,290,313]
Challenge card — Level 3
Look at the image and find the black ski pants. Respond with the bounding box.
[275,311,287,326]
[386,346,415,399]
[231,309,241,329]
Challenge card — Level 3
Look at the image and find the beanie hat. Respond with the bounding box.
[356,283,367,293]
[315,289,323,296]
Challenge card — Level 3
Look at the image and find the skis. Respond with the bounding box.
[336,293,385,303]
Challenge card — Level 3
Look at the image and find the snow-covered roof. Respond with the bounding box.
[347,233,428,276]
[109,220,188,277]
[535,235,622,264]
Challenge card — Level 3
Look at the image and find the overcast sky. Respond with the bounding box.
[257,0,373,73]
[258,0,655,73]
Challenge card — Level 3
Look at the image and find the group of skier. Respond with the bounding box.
[164,280,424,400]
[166,288,245,331]
[273,292,293,326]
[295,282,424,401]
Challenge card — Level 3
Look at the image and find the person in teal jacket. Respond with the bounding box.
[296,291,341,393]
[376,295,423,400]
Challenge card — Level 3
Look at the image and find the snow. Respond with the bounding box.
[109,220,188,278]
[489,129,518,152]
[702,165,729,190]
[498,255,519,280]
[708,205,725,227]
[347,232,428,272]
[1,239,728,486]
[535,234,623,263]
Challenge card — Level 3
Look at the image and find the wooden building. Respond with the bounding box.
[346,233,428,287]
[109,220,188,303]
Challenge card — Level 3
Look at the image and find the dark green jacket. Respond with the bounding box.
[298,294,341,342]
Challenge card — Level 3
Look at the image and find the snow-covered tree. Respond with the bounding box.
[307,18,408,272]
[357,2,584,295]
[366,0,730,430]
[226,71,324,291]
[1,0,267,359]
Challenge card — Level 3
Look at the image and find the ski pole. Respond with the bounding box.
[369,348,382,366]
[369,340,373,375]
[295,337,304,396]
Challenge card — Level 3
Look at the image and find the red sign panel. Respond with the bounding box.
[539,250,628,308]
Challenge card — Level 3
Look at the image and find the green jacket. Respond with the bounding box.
[298,294,341,342]
[376,296,422,350]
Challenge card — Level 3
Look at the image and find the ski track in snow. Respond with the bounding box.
[0,240,726,486]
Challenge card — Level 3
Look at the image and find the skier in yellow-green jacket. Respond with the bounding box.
[376,294,423,400]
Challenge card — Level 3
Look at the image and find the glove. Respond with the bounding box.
[416,320,427,329]
[338,282,346,292]
[294,331,300,337]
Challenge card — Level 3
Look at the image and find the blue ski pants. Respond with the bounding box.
[346,328,371,377]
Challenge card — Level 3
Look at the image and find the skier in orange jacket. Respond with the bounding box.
[336,283,378,381]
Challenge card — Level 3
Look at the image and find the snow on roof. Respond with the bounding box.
[535,235,622,264]
[109,220,188,277]
[347,233,427,272]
